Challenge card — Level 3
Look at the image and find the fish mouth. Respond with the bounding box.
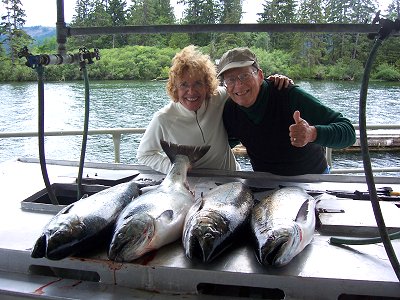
[108,238,130,262]
[186,235,206,262]
[31,234,47,258]
[186,231,219,263]
[109,215,155,262]
[184,214,228,263]
[260,236,289,266]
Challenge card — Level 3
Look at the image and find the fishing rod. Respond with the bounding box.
[18,47,100,203]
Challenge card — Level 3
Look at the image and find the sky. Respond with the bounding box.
[14,0,394,27]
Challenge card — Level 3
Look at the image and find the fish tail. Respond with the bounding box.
[31,235,46,258]
[160,140,210,164]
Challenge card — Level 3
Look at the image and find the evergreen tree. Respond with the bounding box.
[324,0,353,63]
[154,0,176,24]
[295,0,327,73]
[221,0,242,23]
[215,0,247,57]
[70,0,114,49]
[386,0,400,18]
[107,0,128,47]
[1,0,32,63]
[127,0,176,47]
[347,0,378,63]
[72,0,96,25]
[375,0,400,69]
[258,0,297,51]
[178,0,223,46]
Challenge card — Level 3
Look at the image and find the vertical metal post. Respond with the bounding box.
[325,147,332,168]
[56,0,67,55]
[112,133,122,163]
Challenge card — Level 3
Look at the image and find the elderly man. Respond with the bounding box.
[218,47,356,176]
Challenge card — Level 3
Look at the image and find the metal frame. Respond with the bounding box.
[55,0,386,54]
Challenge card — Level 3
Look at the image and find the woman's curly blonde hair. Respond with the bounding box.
[166,45,219,102]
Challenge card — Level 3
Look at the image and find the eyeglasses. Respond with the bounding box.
[176,81,205,91]
[223,70,258,88]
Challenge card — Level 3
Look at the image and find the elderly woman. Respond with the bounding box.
[136,45,290,174]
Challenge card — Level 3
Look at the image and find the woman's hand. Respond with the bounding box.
[267,74,294,90]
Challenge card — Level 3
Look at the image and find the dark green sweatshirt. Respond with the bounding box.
[223,80,356,176]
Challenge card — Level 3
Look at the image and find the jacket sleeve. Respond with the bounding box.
[136,113,172,174]
[289,87,356,149]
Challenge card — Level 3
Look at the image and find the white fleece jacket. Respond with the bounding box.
[136,86,240,174]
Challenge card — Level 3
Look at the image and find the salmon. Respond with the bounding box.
[251,186,318,267]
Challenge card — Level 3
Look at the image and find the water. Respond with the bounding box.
[1,80,400,175]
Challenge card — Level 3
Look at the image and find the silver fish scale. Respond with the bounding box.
[183,182,253,262]
[251,186,316,266]
[109,154,195,262]
[254,186,312,225]
[201,182,253,221]
[31,180,141,260]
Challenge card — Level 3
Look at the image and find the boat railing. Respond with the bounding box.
[1,124,400,174]
[0,127,146,164]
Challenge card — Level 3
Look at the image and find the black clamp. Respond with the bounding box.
[368,10,400,41]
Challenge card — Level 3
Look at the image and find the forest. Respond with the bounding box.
[0,0,399,82]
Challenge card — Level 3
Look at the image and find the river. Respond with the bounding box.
[1,80,400,175]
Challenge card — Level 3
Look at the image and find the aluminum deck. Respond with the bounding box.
[0,157,399,299]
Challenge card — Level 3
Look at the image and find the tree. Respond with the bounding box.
[292,0,327,75]
[127,0,176,47]
[324,0,353,63]
[214,0,246,57]
[347,0,378,63]
[375,0,400,68]
[386,0,400,18]
[258,0,297,51]
[221,0,242,23]
[70,0,114,49]
[71,0,96,25]
[107,0,128,47]
[179,0,223,46]
[1,0,32,63]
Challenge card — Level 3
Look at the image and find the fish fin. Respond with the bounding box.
[157,209,174,221]
[294,199,311,222]
[59,203,75,214]
[133,177,163,189]
[31,234,46,258]
[160,140,210,164]
[189,196,204,215]
[295,195,319,223]
[313,195,323,229]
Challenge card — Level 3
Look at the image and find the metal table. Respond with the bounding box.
[0,157,399,299]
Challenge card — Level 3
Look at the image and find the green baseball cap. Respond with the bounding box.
[217,47,260,77]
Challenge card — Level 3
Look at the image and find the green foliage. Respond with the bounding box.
[0,0,399,82]
[373,63,400,81]
[76,46,177,80]
[326,58,364,80]
[375,36,400,67]
[32,37,58,53]
[168,33,191,49]
[251,48,292,75]
[251,32,271,50]
[0,59,36,81]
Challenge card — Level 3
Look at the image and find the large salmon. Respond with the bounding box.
[108,140,210,262]
[31,180,142,260]
[251,186,318,267]
[183,182,253,262]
